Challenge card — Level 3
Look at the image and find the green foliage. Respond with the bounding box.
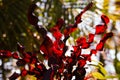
[0,0,40,51]
[90,61,107,79]
[64,0,78,2]
[92,72,105,79]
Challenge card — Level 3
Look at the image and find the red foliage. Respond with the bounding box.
[0,2,113,80]
[12,52,19,59]
[101,14,110,24]
[95,25,107,34]
[96,41,104,51]
[88,33,95,43]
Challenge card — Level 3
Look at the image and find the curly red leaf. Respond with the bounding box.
[95,25,107,34]
[96,41,104,51]
[101,14,109,24]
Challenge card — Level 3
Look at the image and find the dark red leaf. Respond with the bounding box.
[64,24,77,36]
[81,54,91,61]
[95,25,107,34]
[56,18,64,30]
[75,2,93,24]
[9,72,20,80]
[17,43,25,53]
[40,36,53,57]
[36,63,43,71]
[73,46,81,57]
[82,2,93,13]
[31,57,37,64]
[23,52,31,58]
[50,70,54,80]
[101,14,109,24]
[58,67,64,73]
[0,50,12,58]
[34,69,41,76]
[16,59,26,66]
[5,51,12,57]
[27,3,38,26]
[43,68,52,80]
[74,67,86,80]
[12,52,19,59]
[37,27,47,38]
[23,58,30,63]
[96,41,104,51]
[101,32,113,42]
[48,56,58,67]
[67,57,73,64]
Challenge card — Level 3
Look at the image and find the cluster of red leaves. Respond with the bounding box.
[0,2,113,80]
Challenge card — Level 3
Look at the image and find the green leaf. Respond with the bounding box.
[92,72,105,79]
[98,63,107,76]
[90,60,107,76]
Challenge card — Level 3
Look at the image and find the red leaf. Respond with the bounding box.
[53,47,63,57]
[12,52,19,59]
[36,63,43,71]
[101,15,109,24]
[52,41,64,57]
[50,27,62,40]
[16,59,26,66]
[64,24,77,36]
[48,56,58,67]
[5,51,12,57]
[95,25,107,34]
[73,46,81,57]
[81,42,90,49]
[75,2,93,24]
[73,46,78,52]
[56,18,64,29]
[88,33,94,43]
[96,41,104,51]
[0,50,12,58]
[58,63,64,73]
[78,59,86,68]
[34,70,41,76]
[90,49,97,55]
[76,37,86,46]
[17,43,25,53]
[83,2,93,13]
[27,3,38,26]
[23,58,30,63]
[67,57,73,63]
[21,68,28,76]
[101,32,113,42]
[40,36,53,57]
[81,54,91,61]
[31,57,37,64]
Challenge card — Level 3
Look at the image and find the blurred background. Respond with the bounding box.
[0,0,120,80]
